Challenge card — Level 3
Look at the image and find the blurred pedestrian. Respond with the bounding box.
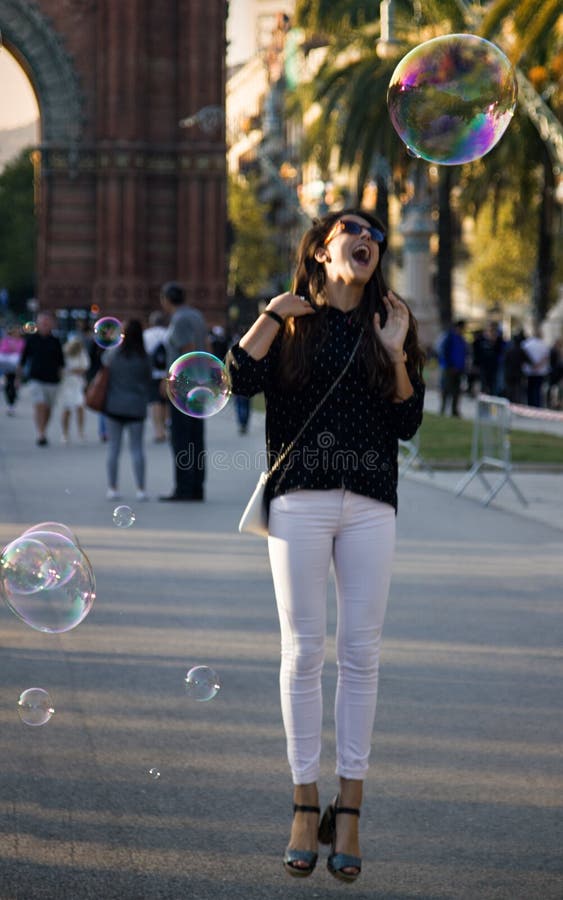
[143,310,169,443]
[60,336,89,442]
[522,327,550,408]
[230,328,252,434]
[0,324,25,414]
[502,329,530,404]
[439,319,467,417]
[16,311,65,446]
[548,337,562,409]
[84,323,108,442]
[102,319,152,500]
[478,322,503,396]
[159,282,209,502]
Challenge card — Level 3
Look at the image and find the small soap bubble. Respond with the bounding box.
[148,767,161,780]
[387,33,517,165]
[22,321,37,335]
[93,316,124,349]
[112,505,136,528]
[18,687,55,726]
[166,352,231,418]
[184,665,221,702]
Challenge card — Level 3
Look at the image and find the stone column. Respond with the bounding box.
[399,200,439,349]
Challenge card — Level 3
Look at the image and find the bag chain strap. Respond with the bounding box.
[266,330,363,480]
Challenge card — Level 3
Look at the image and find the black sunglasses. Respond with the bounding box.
[324,219,385,245]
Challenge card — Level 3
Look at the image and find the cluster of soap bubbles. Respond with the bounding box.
[147,666,221,779]
[1,522,96,727]
[91,315,232,420]
[387,33,517,166]
[1,522,96,635]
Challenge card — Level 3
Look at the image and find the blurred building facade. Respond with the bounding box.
[0,0,228,325]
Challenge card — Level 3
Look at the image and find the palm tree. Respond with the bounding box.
[478,0,563,321]
[292,0,468,326]
[293,0,562,327]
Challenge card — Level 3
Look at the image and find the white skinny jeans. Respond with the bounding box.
[268,488,396,785]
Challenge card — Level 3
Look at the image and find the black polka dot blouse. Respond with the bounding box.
[227,307,425,512]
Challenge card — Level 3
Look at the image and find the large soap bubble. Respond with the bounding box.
[23,521,80,546]
[1,530,96,633]
[387,33,517,165]
[166,352,231,418]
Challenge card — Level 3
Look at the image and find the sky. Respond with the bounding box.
[0,49,38,129]
[227,0,253,66]
[0,2,248,130]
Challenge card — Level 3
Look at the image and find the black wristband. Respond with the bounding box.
[263,309,284,327]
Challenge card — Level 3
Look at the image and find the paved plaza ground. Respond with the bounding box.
[0,386,562,899]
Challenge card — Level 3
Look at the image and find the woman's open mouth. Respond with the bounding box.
[352,243,371,266]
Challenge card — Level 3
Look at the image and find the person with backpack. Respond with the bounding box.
[143,311,169,442]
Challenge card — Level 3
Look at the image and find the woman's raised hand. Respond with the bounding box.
[266,292,316,320]
[373,292,409,361]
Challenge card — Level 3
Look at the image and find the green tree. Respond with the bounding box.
[465,198,535,308]
[227,175,279,296]
[0,148,36,309]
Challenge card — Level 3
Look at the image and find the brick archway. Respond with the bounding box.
[1,0,227,325]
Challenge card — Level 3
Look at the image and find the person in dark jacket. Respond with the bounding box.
[16,311,65,446]
[227,209,425,883]
[101,319,152,500]
[503,329,530,404]
[439,319,467,416]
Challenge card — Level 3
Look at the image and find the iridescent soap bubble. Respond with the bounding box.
[18,688,55,726]
[387,33,518,165]
[0,536,58,595]
[23,521,80,547]
[93,316,124,349]
[148,767,161,780]
[1,530,96,633]
[184,665,221,702]
[22,321,38,335]
[166,352,231,418]
[112,505,136,528]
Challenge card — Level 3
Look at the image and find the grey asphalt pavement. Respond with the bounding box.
[0,386,562,900]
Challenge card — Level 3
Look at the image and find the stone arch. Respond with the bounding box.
[0,0,84,142]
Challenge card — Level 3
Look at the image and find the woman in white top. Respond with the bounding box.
[60,336,89,442]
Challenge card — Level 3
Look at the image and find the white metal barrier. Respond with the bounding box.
[455,394,528,506]
[398,432,434,478]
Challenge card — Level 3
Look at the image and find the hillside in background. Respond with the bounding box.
[0,120,38,171]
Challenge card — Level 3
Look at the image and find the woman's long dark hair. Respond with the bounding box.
[277,208,425,399]
[119,319,147,358]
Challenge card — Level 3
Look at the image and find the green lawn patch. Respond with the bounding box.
[248,398,563,466]
[420,411,563,465]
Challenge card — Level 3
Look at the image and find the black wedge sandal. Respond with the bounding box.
[283,803,320,878]
[318,795,362,883]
